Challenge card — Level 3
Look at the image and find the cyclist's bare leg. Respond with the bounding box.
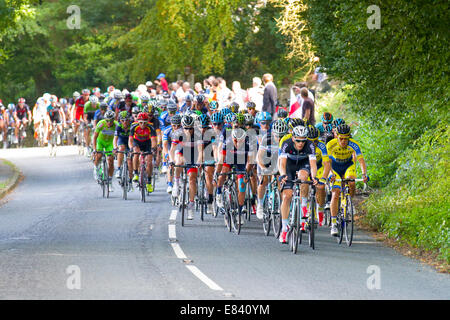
[188,170,197,202]
[281,189,293,220]
[107,155,114,178]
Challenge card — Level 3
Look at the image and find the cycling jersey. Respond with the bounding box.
[95,119,118,152]
[15,104,30,120]
[84,102,99,121]
[48,107,62,124]
[323,138,363,164]
[171,128,202,166]
[116,101,136,115]
[115,123,131,148]
[258,132,280,171]
[130,122,157,142]
[75,97,88,121]
[221,135,254,170]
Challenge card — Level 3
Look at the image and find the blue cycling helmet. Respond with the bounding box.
[220,107,231,117]
[209,100,218,110]
[211,112,224,124]
[332,118,345,128]
[225,113,237,123]
[321,112,334,124]
[199,114,210,128]
[258,111,272,122]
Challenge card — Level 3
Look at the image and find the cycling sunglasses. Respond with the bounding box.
[293,138,307,144]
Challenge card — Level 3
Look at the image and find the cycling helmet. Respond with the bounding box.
[195,94,206,104]
[246,101,256,109]
[211,112,224,124]
[7,103,15,111]
[277,108,288,119]
[225,113,237,124]
[184,93,193,102]
[336,124,351,136]
[167,102,178,113]
[99,102,108,110]
[289,118,305,129]
[220,107,231,117]
[324,123,333,132]
[209,100,218,110]
[244,113,255,125]
[157,99,168,109]
[272,119,289,136]
[321,112,334,124]
[104,110,115,120]
[89,95,99,104]
[307,126,320,140]
[199,114,211,128]
[82,89,90,95]
[118,111,129,121]
[132,106,141,114]
[258,111,272,122]
[229,102,240,113]
[235,113,245,126]
[231,128,246,141]
[73,91,80,99]
[114,90,123,100]
[50,95,58,103]
[171,114,182,125]
[292,125,308,138]
[18,98,26,103]
[60,98,67,105]
[181,114,195,128]
[332,118,346,128]
[140,93,150,102]
[137,112,149,121]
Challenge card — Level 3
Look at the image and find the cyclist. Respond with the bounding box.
[197,113,216,213]
[5,104,16,143]
[256,119,289,219]
[208,100,219,114]
[193,94,208,114]
[47,97,65,145]
[170,114,201,220]
[321,124,369,236]
[0,103,7,147]
[33,97,50,145]
[93,110,118,192]
[163,114,182,193]
[116,93,136,118]
[129,112,158,193]
[13,98,32,142]
[114,111,133,183]
[84,95,100,150]
[316,111,334,135]
[73,89,90,139]
[93,102,108,127]
[179,93,193,113]
[216,127,255,223]
[278,125,318,244]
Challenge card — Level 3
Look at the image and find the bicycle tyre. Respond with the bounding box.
[272,189,282,239]
[309,196,316,250]
[344,194,354,246]
[293,201,301,254]
[181,171,186,227]
[262,192,271,236]
[122,161,128,200]
[245,182,252,221]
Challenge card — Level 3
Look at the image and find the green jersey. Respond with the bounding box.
[95,119,118,143]
[84,101,99,113]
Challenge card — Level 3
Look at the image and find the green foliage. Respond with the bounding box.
[363,124,450,262]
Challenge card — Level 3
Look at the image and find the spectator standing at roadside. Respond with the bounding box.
[300,87,315,125]
[231,81,246,111]
[247,77,264,112]
[157,73,169,92]
[262,73,277,117]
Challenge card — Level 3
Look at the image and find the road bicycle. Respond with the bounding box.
[116,150,132,200]
[334,178,364,246]
[285,179,317,254]
[262,174,282,238]
[173,164,198,227]
[48,121,59,157]
[218,170,248,235]
[133,151,152,203]
[196,163,215,221]
[95,151,112,198]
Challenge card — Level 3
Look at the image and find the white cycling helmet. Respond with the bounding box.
[89,95,99,104]
[292,125,309,138]
[104,110,115,120]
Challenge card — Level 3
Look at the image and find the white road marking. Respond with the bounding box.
[170,243,187,259]
[168,224,176,239]
[168,208,225,292]
[185,265,224,291]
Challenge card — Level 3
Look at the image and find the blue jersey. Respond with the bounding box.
[163,126,173,144]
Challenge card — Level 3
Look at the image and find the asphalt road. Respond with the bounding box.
[0,146,448,300]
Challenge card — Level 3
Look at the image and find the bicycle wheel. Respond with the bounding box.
[140,166,146,203]
[245,182,252,221]
[308,196,316,250]
[103,157,110,199]
[324,208,331,227]
[344,194,354,246]
[180,171,187,227]
[222,189,231,231]
[337,212,344,244]
[230,188,241,235]
[272,189,282,239]
[122,161,128,200]
[293,201,301,254]
[200,174,206,221]
[262,192,271,236]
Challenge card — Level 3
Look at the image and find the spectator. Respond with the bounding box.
[157,73,169,92]
[300,87,315,125]
[145,81,153,92]
[262,73,277,117]
[203,79,211,95]
[247,77,264,112]
[231,81,246,111]
[194,82,204,95]
[217,77,232,107]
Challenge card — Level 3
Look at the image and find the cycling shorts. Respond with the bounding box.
[75,107,84,121]
[117,136,129,148]
[97,139,114,154]
[281,158,311,191]
[331,160,356,189]
[133,139,152,153]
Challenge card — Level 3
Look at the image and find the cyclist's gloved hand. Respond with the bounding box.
[363,174,370,183]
